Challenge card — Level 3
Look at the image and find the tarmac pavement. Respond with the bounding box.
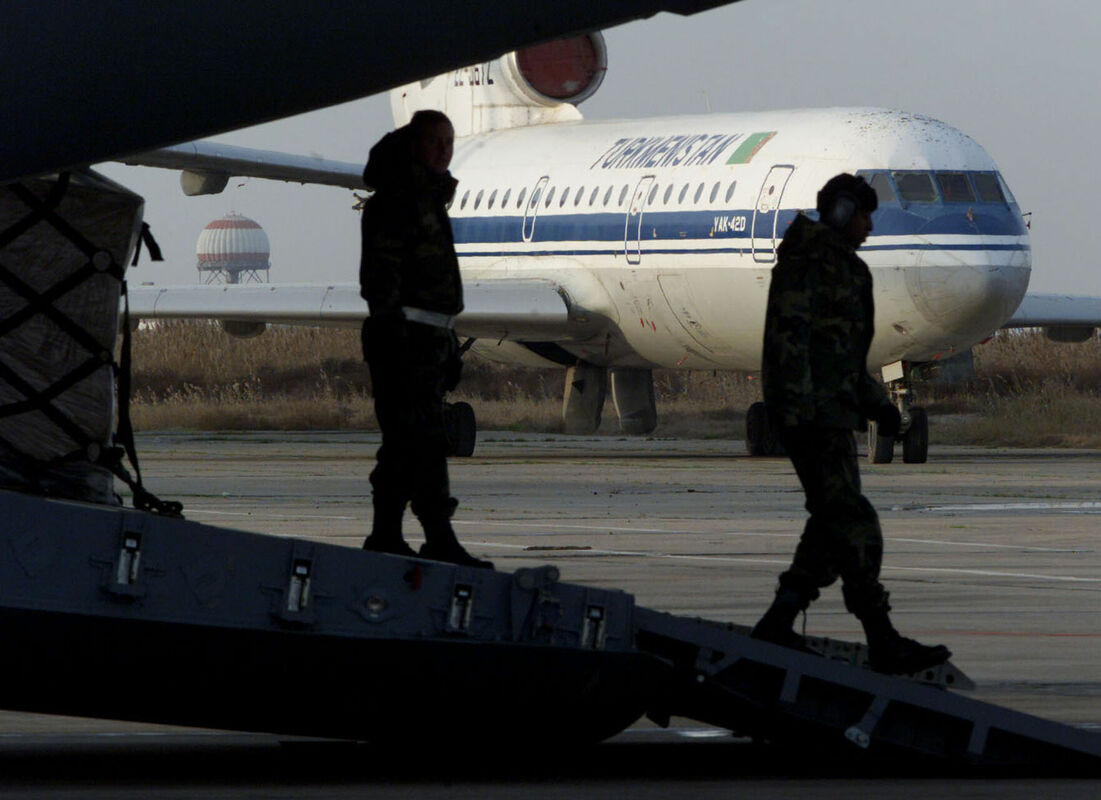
[0,431,1097,796]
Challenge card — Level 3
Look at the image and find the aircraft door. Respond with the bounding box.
[751,165,794,263]
[624,175,655,265]
[522,176,549,242]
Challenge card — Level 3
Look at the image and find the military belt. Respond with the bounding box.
[401,306,456,329]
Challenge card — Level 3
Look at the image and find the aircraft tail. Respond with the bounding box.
[390,32,606,137]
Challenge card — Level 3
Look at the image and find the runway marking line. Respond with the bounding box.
[815,629,1100,638]
[185,508,1089,554]
[456,519,1092,554]
[918,501,1101,513]
[185,508,358,521]
[471,541,1101,584]
[180,509,1100,583]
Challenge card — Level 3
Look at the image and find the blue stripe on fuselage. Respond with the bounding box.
[450,203,1029,247]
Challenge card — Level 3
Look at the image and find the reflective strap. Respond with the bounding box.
[401,306,455,329]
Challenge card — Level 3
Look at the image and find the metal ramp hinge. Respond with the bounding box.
[967,720,990,757]
[103,529,146,600]
[271,546,320,626]
[692,646,731,681]
[286,558,312,613]
[844,695,890,750]
[117,532,142,584]
[449,583,474,631]
[582,604,606,649]
[779,668,802,705]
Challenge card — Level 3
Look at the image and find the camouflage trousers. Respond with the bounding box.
[363,319,458,521]
[776,426,890,616]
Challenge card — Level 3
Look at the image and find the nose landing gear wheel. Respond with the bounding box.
[902,406,929,464]
[867,420,895,464]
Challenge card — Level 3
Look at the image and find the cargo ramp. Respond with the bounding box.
[0,488,1096,768]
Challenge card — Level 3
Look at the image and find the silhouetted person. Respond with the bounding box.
[359,110,492,569]
[752,173,949,675]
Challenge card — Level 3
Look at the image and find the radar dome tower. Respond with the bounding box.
[196,213,270,284]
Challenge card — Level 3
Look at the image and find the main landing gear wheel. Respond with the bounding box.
[867,421,895,464]
[444,401,476,457]
[746,402,784,456]
[902,406,929,464]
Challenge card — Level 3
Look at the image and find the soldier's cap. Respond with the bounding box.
[817,174,878,216]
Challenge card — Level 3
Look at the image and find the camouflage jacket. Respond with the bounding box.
[359,130,463,318]
[762,213,889,431]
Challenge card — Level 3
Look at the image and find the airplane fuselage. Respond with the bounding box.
[447,107,1031,373]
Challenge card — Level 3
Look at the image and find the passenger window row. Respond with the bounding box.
[454,179,739,212]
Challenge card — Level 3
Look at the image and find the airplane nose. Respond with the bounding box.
[903,259,1030,348]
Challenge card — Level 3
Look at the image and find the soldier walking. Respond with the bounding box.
[358,110,492,569]
[751,173,949,674]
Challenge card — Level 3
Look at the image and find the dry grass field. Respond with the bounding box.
[129,322,1101,447]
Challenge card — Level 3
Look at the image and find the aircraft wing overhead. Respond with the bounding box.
[121,142,365,193]
[1,0,743,182]
[1003,293,1101,328]
[128,279,578,342]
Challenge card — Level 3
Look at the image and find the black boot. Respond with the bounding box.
[860,608,951,675]
[362,499,418,558]
[418,517,494,570]
[751,587,817,653]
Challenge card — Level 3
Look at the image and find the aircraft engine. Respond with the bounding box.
[391,32,607,136]
[498,32,607,108]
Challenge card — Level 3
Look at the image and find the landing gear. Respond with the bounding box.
[867,421,896,464]
[902,406,928,464]
[560,363,662,435]
[444,401,476,457]
[867,361,929,464]
[746,402,784,456]
[562,361,607,435]
[610,368,657,434]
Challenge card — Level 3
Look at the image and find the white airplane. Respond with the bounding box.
[123,32,1101,464]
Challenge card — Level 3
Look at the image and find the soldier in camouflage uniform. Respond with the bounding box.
[752,173,949,674]
[359,110,492,569]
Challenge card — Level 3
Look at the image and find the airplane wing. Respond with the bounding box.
[1003,293,1101,329]
[120,142,365,195]
[128,279,585,342]
[1,0,743,182]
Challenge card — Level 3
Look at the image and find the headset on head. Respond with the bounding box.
[823,191,858,229]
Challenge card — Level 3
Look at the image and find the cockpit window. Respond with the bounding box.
[935,172,975,203]
[972,172,1006,203]
[892,171,937,203]
[867,172,896,205]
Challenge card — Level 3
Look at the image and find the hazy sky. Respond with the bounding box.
[98,0,1101,295]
